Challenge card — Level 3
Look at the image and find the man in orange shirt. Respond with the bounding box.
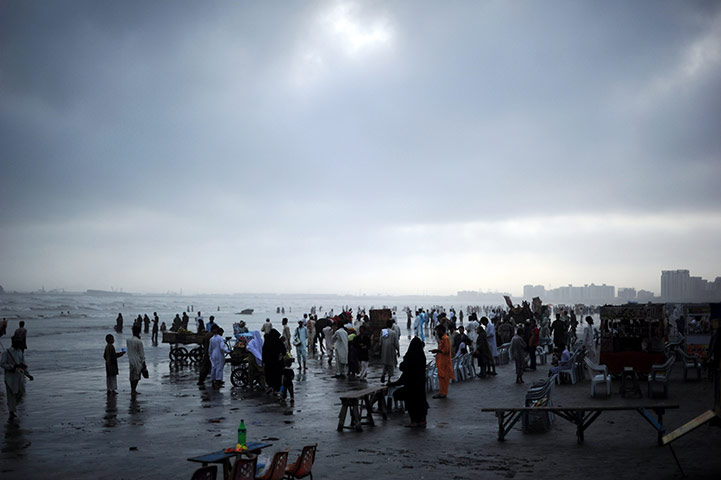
[431,325,455,398]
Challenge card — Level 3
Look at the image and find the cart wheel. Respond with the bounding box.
[169,347,189,363]
[231,364,249,388]
[188,347,203,363]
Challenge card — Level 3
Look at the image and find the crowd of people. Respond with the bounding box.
[0,302,598,426]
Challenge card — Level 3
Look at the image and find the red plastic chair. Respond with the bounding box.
[284,444,317,479]
[230,453,258,480]
[255,450,288,480]
[190,465,218,480]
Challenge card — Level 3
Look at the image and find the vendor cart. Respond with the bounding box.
[162,331,206,364]
[599,304,666,374]
[229,334,261,388]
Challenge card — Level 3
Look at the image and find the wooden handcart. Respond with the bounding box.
[162,331,205,364]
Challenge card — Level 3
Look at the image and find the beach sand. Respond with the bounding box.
[2,330,720,479]
[0,293,719,479]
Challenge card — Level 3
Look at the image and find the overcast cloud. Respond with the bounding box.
[1,0,720,295]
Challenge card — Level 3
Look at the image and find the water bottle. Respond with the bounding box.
[237,419,246,446]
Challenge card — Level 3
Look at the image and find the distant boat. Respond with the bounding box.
[85,289,130,296]
[239,308,254,315]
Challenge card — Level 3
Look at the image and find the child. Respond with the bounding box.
[279,357,295,403]
[103,334,125,394]
[510,327,527,384]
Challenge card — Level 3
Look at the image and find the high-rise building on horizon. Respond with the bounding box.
[661,269,721,302]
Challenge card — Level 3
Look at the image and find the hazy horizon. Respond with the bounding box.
[2,1,721,296]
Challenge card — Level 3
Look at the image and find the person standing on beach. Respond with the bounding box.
[104,334,125,394]
[1,337,33,420]
[152,313,159,344]
[582,316,596,362]
[126,325,145,396]
[510,327,528,384]
[322,323,334,365]
[357,324,371,381]
[481,317,498,375]
[389,337,429,428]
[143,314,150,334]
[209,325,229,389]
[171,314,181,332]
[527,319,539,371]
[294,320,308,371]
[263,329,286,394]
[474,326,493,378]
[431,325,454,398]
[12,321,27,351]
[331,324,349,378]
[261,318,273,335]
[115,313,123,333]
[552,314,568,349]
[281,318,292,352]
[197,327,214,386]
[466,314,479,353]
[195,311,204,333]
[181,312,190,330]
[380,320,400,384]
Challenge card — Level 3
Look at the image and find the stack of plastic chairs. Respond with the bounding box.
[426,361,438,392]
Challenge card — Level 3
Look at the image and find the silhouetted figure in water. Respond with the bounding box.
[171,314,181,332]
[115,313,123,333]
[152,313,159,344]
[143,314,150,334]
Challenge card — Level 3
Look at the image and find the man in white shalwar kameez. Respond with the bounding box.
[582,316,596,362]
[127,325,145,395]
[209,325,229,388]
[1,338,33,420]
[466,316,479,353]
[323,324,334,364]
[482,317,498,375]
[331,325,349,378]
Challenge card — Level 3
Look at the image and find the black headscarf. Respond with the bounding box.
[399,337,426,387]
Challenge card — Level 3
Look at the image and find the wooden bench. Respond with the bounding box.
[337,386,388,432]
[482,404,679,445]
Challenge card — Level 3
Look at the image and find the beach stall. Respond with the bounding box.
[599,304,666,374]
[684,304,714,360]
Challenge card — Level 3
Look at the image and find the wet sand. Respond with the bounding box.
[2,327,720,479]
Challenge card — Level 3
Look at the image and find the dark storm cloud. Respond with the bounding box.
[1,1,720,293]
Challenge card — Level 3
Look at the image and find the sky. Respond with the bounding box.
[1,0,721,296]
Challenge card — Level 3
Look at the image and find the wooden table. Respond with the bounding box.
[337,386,388,432]
[482,404,679,445]
[187,441,271,480]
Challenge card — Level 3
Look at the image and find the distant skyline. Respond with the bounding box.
[2,1,721,296]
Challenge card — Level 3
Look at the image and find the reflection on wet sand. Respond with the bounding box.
[103,393,118,428]
[2,421,30,456]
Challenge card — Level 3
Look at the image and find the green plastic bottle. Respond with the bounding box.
[237,419,246,446]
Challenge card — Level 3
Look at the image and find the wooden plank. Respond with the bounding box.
[339,386,387,399]
[662,410,718,445]
[481,404,678,412]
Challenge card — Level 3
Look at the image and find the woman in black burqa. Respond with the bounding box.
[389,337,429,427]
[263,329,286,394]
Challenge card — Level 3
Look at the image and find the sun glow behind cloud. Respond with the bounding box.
[322,2,392,56]
[290,1,393,88]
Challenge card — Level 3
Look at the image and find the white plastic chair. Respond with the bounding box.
[584,357,611,397]
[648,356,675,398]
[497,342,511,365]
[679,349,701,381]
[555,350,578,385]
[426,361,438,392]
